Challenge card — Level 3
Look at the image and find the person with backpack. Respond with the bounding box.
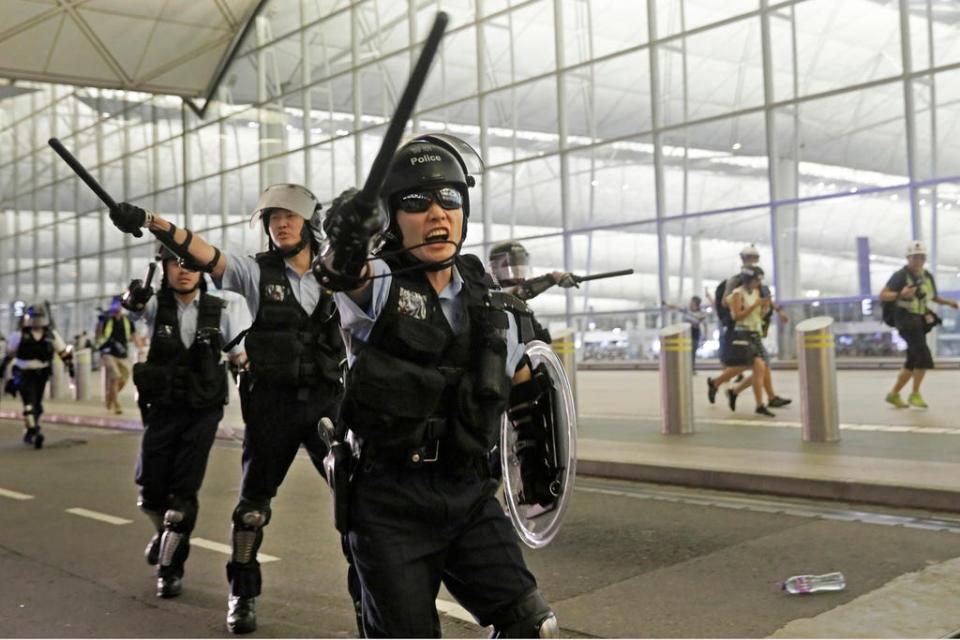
[880,241,958,409]
[708,268,778,416]
[722,267,792,411]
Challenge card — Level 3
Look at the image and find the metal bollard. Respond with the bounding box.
[48,357,68,400]
[659,323,694,435]
[74,348,92,401]
[550,328,578,407]
[796,316,840,443]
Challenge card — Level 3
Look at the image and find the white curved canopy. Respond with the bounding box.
[0,0,261,98]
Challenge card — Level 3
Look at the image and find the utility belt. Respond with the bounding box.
[358,437,491,477]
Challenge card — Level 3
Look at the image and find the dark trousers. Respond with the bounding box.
[348,463,538,638]
[135,403,223,578]
[228,382,338,597]
[239,384,337,502]
[898,316,934,370]
[20,368,50,424]
[135,404,223,505]
[689,326,701,370]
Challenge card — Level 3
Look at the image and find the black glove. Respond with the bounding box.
[63,356,76,378]
[313,188,380,290]
[110,202,146,238]
[121,278,154,312]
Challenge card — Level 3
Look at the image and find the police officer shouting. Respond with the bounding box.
[315,134,558,638]
[107,184,344,634]
[122,245,247,599]
[2,305,74,449]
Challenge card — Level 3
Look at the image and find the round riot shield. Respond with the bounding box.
[500,340,577,549]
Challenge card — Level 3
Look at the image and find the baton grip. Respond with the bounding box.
[48,138,118,210]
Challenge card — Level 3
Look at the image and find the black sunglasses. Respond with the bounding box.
[394,187,463,213]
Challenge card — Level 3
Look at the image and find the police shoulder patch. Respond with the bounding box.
[397,287,428,320]
[265,283,286,302]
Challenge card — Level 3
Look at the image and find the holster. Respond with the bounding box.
[319,418,353,535]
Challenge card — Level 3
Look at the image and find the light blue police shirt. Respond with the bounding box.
[220,253,322,318]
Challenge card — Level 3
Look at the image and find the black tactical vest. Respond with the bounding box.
[132,289,228,409]
[16,328,55,362]
[341,253,511,458]
[242,252,343,390]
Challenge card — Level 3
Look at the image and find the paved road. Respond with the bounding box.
[2,419,960,638]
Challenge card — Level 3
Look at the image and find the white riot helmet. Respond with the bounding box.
[739,244,760,261]
[249,183,324,256]
[906,240,927,258]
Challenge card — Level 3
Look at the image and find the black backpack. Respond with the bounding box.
[881,299,897,328]
[715,274,742,330]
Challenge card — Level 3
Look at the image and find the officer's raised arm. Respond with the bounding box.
[110,203,227,280]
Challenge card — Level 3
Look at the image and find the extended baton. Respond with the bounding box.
[47,137,142,237]
[573,268,635,284]
[355,11,449,212]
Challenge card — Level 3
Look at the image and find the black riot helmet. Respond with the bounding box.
[378,133,482,248]
[249,183,324,257]
[22,304,50,328]
[488,241,531,286]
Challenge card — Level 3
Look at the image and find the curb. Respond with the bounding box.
[577,459,960,514]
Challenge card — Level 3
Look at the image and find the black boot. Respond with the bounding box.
[156,574,182,598]
[34,432,44,449]
[227,595,257,634]
[23,426,37,445]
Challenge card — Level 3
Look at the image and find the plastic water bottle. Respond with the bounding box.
[780,572,846,594]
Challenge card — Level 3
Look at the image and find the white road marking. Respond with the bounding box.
[65,508,133,525]
[0,487,34,500]
[191,537,280,563]
[435,597,484,628]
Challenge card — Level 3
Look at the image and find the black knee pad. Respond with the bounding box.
[231,499,271,567]
[490,591,559,639]
[164,495,199,534]
[232,499,271,530]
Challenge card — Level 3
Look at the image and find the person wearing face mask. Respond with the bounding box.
[314,134,558,638]
[121,245,246,599]
[880,240,958,409]
[107,185,346,634]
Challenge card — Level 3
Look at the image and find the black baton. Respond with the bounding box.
[355,11,449,211]
[48,137,142,238]
[48,137,118,210]
[574,269,635,283]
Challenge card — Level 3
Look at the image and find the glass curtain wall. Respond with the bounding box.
[1,0,958,360]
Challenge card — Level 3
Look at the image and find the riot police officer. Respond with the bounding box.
[107,183,344,634]
[122,245,247,599]
[488,241,578,302]
[315,134,558,638]
[1,305,74,449]
[487,241,564,344]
